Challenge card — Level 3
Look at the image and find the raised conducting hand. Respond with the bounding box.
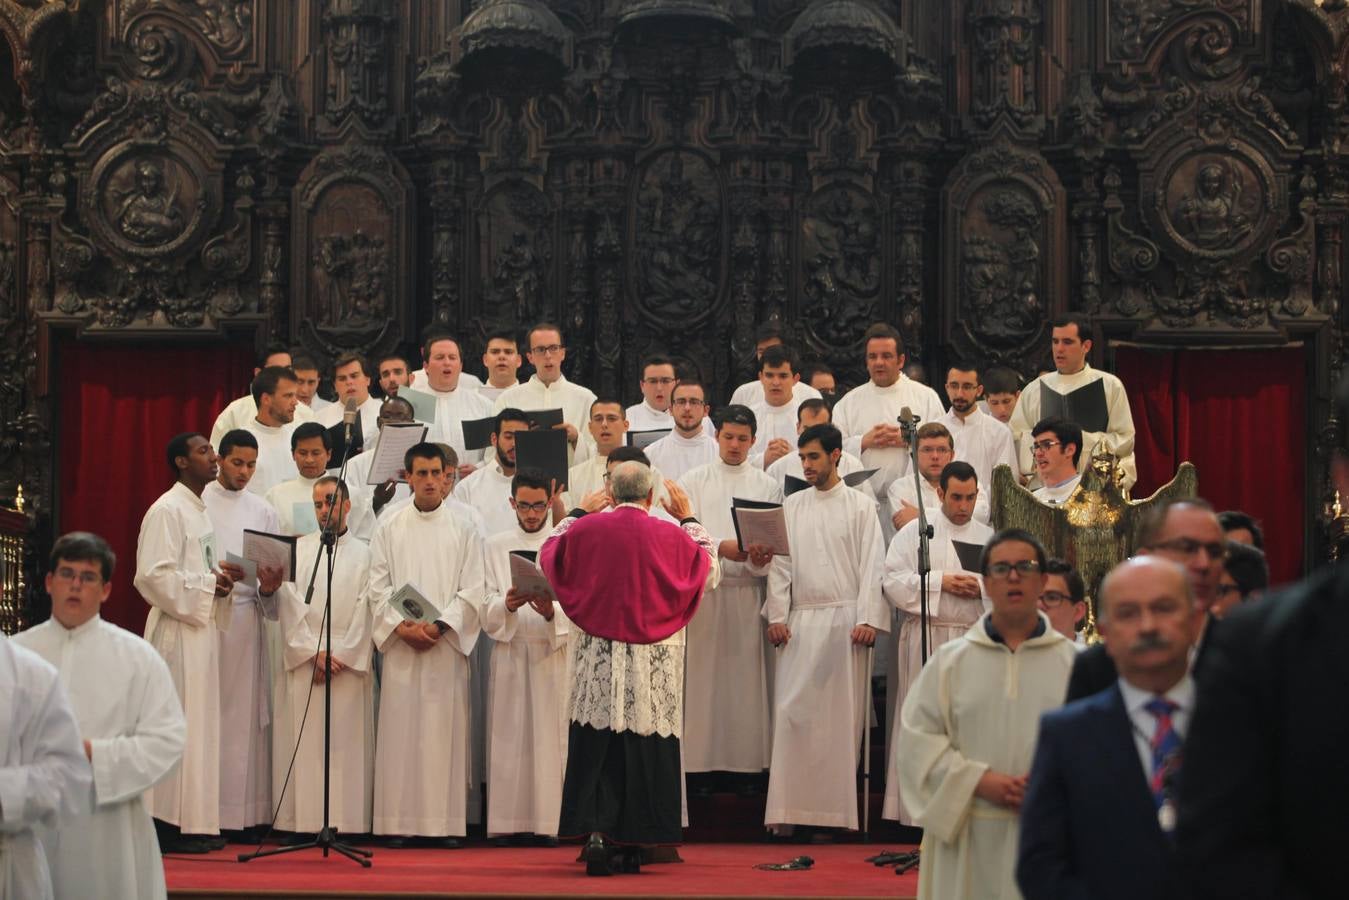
[580,488,610,513]
[661,479,692,520]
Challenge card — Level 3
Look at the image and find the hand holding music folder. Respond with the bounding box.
[730,497,790,556]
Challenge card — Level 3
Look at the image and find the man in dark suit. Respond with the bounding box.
[1173,379,1349,900]
[1017,555,1202,900]
[1065,498,1226,701]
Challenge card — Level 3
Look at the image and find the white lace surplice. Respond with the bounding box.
[569,633,685,738]
[552,509,717,740]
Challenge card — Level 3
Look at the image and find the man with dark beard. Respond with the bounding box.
[937,362,1018,491]
[480,469,571,842]
[457,408,533,536]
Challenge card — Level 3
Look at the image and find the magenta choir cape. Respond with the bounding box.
[540,506,710,645]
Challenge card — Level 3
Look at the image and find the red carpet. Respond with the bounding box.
[165,842,920,898]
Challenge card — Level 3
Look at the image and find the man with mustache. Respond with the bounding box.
[1017,556,1199,900]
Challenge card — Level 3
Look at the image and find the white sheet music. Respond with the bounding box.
[241,529,297,582]
[509,552,556,601]
[366,423,429,485]
[732,506,791,556]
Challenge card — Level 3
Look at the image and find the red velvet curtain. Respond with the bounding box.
[57,341,253,634]
[1114,347,1305,587]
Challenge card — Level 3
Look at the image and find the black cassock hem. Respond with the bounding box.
[558,722,682,845]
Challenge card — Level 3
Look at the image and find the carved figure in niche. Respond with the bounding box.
[493,231,543,324]
[311,230,388,325]
[960,188,1043,345]
[804,253,840,321]
[115,160,184,245]
[1177,160,1252,251]
[813,191,880,296]
[635,153,720,316]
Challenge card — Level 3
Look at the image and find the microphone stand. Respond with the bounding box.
[240,412,371,867]
[900,413,934,666]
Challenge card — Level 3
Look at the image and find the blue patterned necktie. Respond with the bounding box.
[1144,697,1182,810]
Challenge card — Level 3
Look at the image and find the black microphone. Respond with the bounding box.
[898,405,919,440]
[341,396,359,445]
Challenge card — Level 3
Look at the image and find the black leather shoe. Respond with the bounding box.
[616,848,641,874]
[584,833,613,877]
[159,835,216,854]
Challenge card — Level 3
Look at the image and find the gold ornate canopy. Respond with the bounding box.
[991,452,1198,631]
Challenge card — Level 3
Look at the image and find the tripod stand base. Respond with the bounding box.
[237,827,373,867]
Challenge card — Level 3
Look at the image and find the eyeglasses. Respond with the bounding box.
[672,398,706,407]
[530,344,565,356]
[643,377,675,386]
[1038,591,1074,607]
[1148,538,1228,561]
[513,500,550,513]
[53,567,102,586]
[987,560,1041,578]
[1031,440,1062,453]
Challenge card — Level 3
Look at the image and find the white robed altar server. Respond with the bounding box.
[210,347,312,449]
[213,394,315,448]
[678,407,783,774]
[274,479,374,834]
[244,420,299,497]
[831,325,944,530]
[266,473,321,535]
[135,433,235,839]
[0,635,91,900]
[880,462,992,823]
[1007,317,1137,490]
[263,421,332,536]
[937,404,1017,494]
[16,532,185,900]
[367,442,484,840]
[898,530,1075,900]
[480,472,572,837]
[203,434,282,831]
[418,334,496,468]
[645,382,718,481]
[343,397,418,542]
[494,324,599,463]
[456,409,532,536]
[753,424,888,831]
